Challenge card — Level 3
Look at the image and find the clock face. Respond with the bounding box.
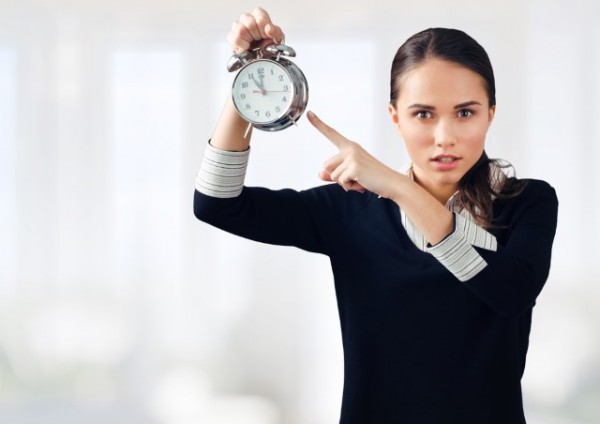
[232,59,295,124]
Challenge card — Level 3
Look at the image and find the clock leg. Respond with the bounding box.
[243,122,253,139]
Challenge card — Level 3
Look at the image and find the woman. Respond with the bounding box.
[194,7,558,423]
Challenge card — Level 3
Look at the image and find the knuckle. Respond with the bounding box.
[346,142,360,154]
[231,22,246,38]
[239,14,256,30]
[254,13,266,26]
[252,7,268,18]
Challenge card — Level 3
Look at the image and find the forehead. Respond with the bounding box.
[397,59,488,106]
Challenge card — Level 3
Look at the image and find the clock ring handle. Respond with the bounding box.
[227,43,296,72]
[264,43,296,59]
[226,50,256,72]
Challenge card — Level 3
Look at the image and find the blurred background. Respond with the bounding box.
[1,0,599,423]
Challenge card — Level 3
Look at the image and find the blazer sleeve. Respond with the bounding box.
[193,185,341,256]
[439,180,558,318]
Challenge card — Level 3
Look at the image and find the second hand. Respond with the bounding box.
[252,90,289,93]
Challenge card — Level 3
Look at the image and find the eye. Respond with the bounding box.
[415,110,432,119]
[457,109,474,118]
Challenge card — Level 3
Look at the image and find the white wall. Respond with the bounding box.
[0,1,598,423]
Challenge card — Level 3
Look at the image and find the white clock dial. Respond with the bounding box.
[232,59,295,124]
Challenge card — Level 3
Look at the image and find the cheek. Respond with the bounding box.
[397,120,431,145]
[462,125,488,151]
[398,124,433,159]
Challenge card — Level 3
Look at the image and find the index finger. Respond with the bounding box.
[307,111,348,149]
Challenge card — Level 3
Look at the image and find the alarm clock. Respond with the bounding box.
[227,43,309,131]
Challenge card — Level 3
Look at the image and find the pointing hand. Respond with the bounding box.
[307,111,401,198]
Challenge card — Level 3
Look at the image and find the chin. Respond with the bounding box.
[430,167,465,180]
[428,171,466,190]
[435,175,462,186]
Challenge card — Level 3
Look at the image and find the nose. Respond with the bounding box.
[434,119,457,148]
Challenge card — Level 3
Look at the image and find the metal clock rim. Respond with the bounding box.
[231,58,297,126]
[231,57,309,132]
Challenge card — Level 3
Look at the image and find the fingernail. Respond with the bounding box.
[307,111,315,119]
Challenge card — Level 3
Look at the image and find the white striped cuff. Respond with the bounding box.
[194,142,250,198]
[427,212,497,282]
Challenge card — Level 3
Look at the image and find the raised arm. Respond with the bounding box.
[194,9,337,255]
[211,7,285,153]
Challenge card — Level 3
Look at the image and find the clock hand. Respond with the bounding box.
[257,74,267,94]
[250,74,262,88]
[250,75,267,95]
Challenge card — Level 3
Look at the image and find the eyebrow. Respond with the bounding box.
[407,101,482,110]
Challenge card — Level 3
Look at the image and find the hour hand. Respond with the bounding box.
[251,74,266,95]
[251,74,263,88]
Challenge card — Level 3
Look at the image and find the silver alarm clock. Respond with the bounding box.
[227,43,309,131]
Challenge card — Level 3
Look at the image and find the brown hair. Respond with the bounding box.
[456,153,526,228]
[391,28,526,228]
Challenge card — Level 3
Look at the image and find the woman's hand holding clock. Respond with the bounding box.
[210,8,289,151]
[227,8,308,131]
[227,7,285,54]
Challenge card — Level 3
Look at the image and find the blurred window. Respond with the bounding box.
[0,48,17,296]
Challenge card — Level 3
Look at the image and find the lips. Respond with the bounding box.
[431,154,461,171]
[432,154,460,163]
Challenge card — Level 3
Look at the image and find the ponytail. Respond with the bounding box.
[456,152,527,228]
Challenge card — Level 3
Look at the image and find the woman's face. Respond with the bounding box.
[388,58,495,202]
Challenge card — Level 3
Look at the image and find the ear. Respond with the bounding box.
[388,103,400,124]
[487,105,496,128]
[388,103,404,137]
